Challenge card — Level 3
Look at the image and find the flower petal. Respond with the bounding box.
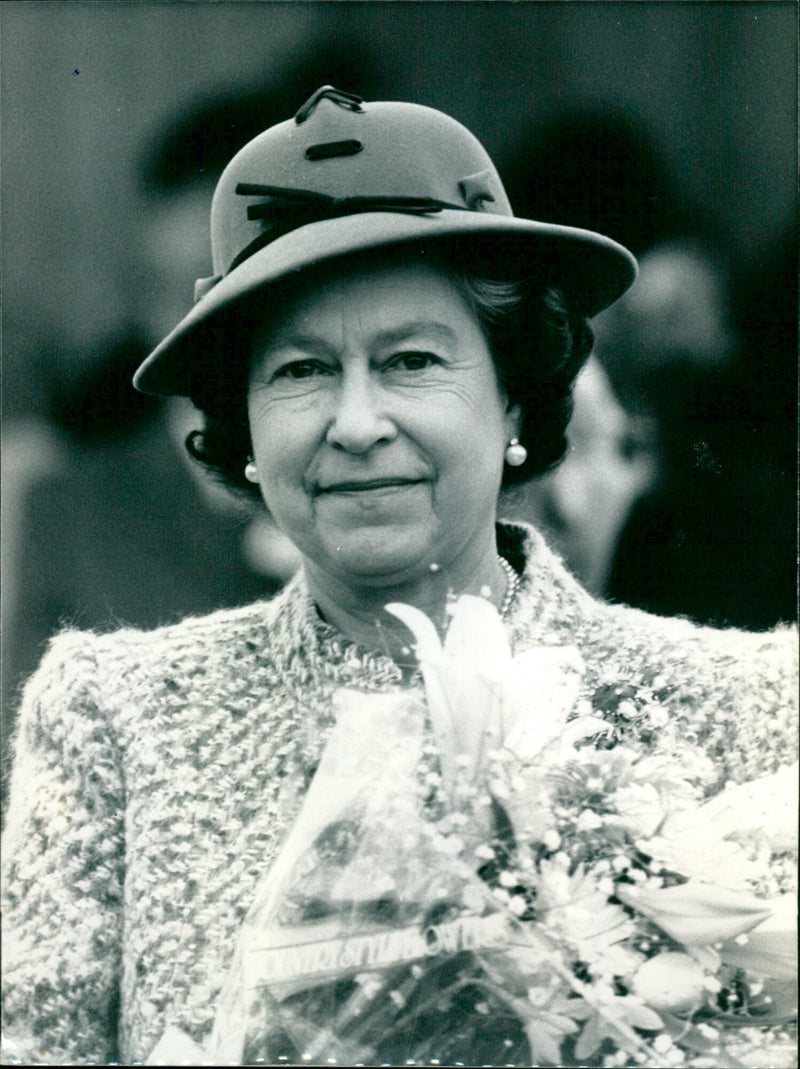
[616,879,774,947]
[442,594,512,679]
[501,646,585,758]
[719,895,798,980]
[660,762,799,853]
[385,601,443,663]
[385,599,503,797]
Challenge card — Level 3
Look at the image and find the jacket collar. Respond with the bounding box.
[263,521,595,677]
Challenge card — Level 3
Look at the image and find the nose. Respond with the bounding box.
[325,366,397,454]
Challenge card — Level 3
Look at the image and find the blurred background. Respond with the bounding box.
[2,1,797,732]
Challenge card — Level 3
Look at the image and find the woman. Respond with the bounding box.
[2,88,796,1067]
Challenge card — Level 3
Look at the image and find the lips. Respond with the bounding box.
[317,477,425,493]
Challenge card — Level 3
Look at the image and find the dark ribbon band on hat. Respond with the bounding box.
[192,183,483,302]
[227,183,470,274]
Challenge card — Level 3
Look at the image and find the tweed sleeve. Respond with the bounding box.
[689,621,800,786]
[1,631,124,1065]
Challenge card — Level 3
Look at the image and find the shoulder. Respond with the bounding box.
[589,583,796,686]
[10,583,300,747]
[34,585,291,677]
[508,518,795,670]
[506,521,798,785]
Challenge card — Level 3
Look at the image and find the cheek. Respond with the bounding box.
[248,399,317,483]
[464,383,513,458]
[432,406,507,497]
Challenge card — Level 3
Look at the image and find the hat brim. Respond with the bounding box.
[134,210,637,396]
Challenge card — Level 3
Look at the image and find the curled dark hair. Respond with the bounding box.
[458,275,593,487]
[185,250,593,500]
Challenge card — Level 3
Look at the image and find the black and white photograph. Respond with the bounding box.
[1,2,797,1065]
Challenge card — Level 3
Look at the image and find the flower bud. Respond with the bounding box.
[632,952,706,1012]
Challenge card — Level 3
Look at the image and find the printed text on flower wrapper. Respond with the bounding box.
[242,913,510,987]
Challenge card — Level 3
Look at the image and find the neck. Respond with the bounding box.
[303,539,510,660]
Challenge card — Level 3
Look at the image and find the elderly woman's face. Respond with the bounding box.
[247,258,519,587]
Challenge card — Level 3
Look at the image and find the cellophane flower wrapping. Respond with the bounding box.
[206,686,528,1066]
[157,595,796,1067]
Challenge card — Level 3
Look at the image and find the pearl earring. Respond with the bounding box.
[504,438,527,467]
[244,457,259,483]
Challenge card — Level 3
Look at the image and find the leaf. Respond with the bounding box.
[522,1021,568,1067]
[744,977,798,1021]
[719,931,798,980]
[717,893,797,981]
[659,1011,719,1054]
[615,996,664,1031]
[572,997,661,1062]
[573,1012,603,1060]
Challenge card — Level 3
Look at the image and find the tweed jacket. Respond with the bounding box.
[2,522,797,1065]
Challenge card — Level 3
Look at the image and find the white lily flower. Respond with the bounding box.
[386,596,593,791]
[386,597,508,789]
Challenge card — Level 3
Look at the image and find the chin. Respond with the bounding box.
[324,530,436,584]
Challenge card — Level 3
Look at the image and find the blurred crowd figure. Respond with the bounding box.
[500,104,797,630]
[603,231,797,629]
[502,355,657,597]
[3,76,796,773]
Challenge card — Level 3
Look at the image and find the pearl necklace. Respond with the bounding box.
[497,555,520,618]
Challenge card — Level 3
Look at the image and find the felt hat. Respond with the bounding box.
[134,86,637,396]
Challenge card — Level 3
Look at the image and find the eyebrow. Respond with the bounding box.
[259,334,337,360]
[369,321,459,349]
[258,320,460,361]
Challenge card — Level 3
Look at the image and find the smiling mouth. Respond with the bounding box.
[318,478,425,494]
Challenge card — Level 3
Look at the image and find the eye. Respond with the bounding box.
[271,359,334,381]
[387,351,441,372]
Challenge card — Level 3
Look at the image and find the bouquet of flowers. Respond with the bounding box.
[150,596,797,1067]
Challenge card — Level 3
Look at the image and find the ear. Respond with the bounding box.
[504,401,522,441]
